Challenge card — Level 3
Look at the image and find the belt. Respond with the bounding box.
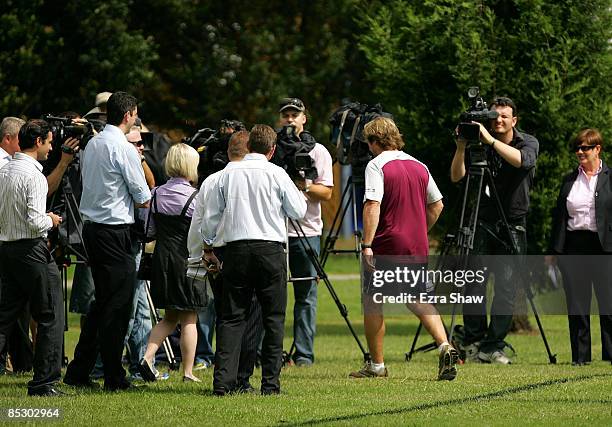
[83,221,132,229]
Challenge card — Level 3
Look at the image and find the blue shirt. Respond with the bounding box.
[201,153,307,245]
[80,124,151,224]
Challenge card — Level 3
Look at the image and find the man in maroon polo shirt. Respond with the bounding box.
[349,117,459,381]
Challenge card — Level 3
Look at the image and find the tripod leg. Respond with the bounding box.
[525,286,557,364]
[290,219,370,362]
[405,322,423,361]
[321,179,355,267]
[144,281,179,370]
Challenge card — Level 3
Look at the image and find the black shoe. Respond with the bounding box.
[63,376,100,389]
[28,386,67,397]
[261,388,281,395]
[235,383,257,394]
[213,388,230,396]
[104,379,136,392]
[137,358,159,382]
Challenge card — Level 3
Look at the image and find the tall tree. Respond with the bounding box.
[358,0,611,252]
[0,0,156,117]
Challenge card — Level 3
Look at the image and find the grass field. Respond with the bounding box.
[1,255,611,426]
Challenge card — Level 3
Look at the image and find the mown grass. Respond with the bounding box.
[1,255,611,426]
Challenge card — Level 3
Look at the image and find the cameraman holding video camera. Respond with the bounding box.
[450,96,539,364]
[276,98,333,367]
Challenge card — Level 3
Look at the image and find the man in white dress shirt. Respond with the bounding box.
[202,124,306,395]
[0,119,63,396]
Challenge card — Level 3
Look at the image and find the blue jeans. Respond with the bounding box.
[288,236,320,364]
[196,299,216,364]
[125,249,152,374]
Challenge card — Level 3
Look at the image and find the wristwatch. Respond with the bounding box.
[360,242,372,250]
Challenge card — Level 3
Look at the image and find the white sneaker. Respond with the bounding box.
[478,350,512,364]
[463,343,481,362]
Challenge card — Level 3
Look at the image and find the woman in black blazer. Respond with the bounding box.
[550,128,612,365]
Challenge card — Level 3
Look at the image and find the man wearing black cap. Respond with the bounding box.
[277,98,333,366]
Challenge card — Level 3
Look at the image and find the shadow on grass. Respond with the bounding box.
[284,372,612,426]
[312,322,419,337]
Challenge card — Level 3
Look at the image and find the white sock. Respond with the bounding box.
[438,341,450,353]
[371,362,385,372]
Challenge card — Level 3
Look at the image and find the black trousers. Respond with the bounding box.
[463,219,526,353]
[64,223,136,388]
[559,231,612,363]
[210,247,263,389]
[213,241,286,393]
[0,239,63,392]
[0,268,34,373]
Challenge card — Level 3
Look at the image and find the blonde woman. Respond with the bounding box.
[138,143,207,382]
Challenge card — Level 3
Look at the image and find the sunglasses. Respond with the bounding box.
[574,145,597,153]
[131,141,144,147]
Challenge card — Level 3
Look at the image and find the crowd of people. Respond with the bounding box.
[0,90,609,397]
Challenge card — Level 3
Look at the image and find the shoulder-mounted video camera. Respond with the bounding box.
[271,125,318,181]
[44,114,97,151]
[183,119,245,184]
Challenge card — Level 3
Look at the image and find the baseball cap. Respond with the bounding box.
[279,97,305,113]
[95,92,112,107]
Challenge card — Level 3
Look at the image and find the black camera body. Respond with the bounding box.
[183,119,245,185]
[457,87,498,141]
[457,87,500,167]
[44,115,95,146]
[272,125,318,181]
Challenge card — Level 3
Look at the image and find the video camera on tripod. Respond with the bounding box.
[457,87,499,167]
[329,102,392,180]
[183,119,245,184]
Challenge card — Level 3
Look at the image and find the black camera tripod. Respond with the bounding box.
[284,218,370,363]
[48,168,89,367]
[320,174,363,268]
[405,143,557,364]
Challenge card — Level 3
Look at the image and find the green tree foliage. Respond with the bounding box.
[129,0,368,140]
[358,0,611,252]
[0,0,156,117]
[1,0,369,145]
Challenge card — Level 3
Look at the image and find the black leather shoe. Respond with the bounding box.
[137,358,158,382]
[63,376,100,389]
[28,386,67,397]
[213,388,230,396]
[104,379,136,392]
[236,383,257,394]
[261,388,281,395]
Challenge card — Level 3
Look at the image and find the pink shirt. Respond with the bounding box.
[566,160,602,232]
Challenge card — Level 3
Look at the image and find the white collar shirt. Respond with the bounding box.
[0,152,53,241]
[201,153,307,245]
[0,146,12,169]
[566,160,602,232]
